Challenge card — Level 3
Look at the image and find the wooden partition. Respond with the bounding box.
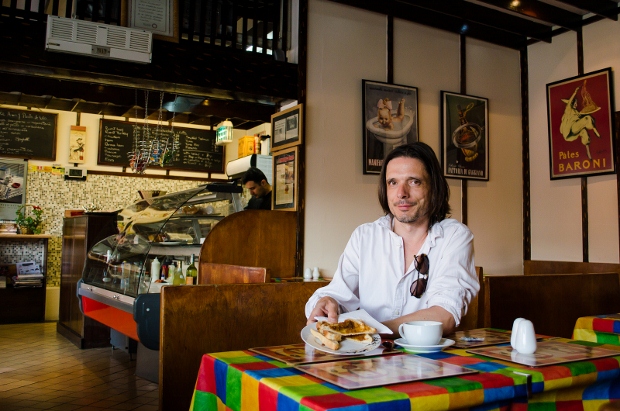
[160,281,326,411]
[454,266,484,331]
[159,209,303,410]
[483,273,620,338]
[199,210,297,278]
[524,260,620,275]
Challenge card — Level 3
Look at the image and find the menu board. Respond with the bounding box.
[98,119,224,173]
[0,108,57,160]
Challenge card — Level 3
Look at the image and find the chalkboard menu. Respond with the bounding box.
[98,119,224,173]
[0,108,57,160]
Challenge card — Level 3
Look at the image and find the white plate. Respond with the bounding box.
[394,338,455,353]
[301,324,381,355]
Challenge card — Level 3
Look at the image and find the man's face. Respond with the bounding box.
[245,180,267,198]
[386,156,430,226]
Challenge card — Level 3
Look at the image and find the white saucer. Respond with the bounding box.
[394,338,455,353]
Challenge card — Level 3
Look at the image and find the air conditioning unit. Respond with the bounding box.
[45,15,152,64]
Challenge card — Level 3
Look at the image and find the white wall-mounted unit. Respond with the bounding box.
[45,15,152,64]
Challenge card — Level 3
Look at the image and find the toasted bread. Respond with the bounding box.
[346,334,374,345]
[315,325,343,342]
[310,328,340,350]
[318,319,377,336]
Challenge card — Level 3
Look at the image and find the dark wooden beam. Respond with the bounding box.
[474,0,584,31]
[399,0,553,42]
[556,0,619,21]
[329,0,527,49]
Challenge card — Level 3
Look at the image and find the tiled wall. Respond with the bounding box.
[25,170,213,286]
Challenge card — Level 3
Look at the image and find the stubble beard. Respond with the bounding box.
[391,202,426,225]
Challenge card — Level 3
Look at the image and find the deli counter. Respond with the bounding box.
[77,183,243,343]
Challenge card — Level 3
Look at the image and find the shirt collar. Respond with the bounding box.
[378,214,444,250]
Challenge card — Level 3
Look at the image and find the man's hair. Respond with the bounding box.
[377,142,451,228]
[242,167,268,185]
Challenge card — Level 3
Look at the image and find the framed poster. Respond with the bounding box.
[272,147,298,211]
[128,0,179,42]
[362,80,418,174]
[271,104,303,151]
[441,91,489,180]
[0,158,27,221]
[69,126,86,163]
[546,68,615,179]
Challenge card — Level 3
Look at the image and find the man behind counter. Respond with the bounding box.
[242,167,272,210]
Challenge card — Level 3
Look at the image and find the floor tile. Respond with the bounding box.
[0,323,159,411]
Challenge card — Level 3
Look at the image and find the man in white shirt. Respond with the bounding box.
[305,142,479,335]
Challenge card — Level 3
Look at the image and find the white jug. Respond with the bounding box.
[511,318,537,354]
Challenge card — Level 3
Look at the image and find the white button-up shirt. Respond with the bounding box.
[305,215,479,326]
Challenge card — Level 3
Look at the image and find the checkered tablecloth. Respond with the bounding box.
[573,314,620,346]
[190,339,620,411]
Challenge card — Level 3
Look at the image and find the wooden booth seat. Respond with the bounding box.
[454,266,485,332]
[159,210,313,411]
[160,281,326,411]
[482,272,620,338]
[524,260,620,275]
[198,262,269,284]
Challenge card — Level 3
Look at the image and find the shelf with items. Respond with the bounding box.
[0,233,51,324]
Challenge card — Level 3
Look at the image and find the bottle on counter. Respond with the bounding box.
[160,259,169,281]
[186,254,197,285]
[172,260,184,285]
[150,257,161,283]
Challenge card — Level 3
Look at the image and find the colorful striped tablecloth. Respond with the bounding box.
[190,338,620,411]
[573,314,620,345]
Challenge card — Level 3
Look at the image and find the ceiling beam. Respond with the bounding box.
[555,0,619,21]
[400,0,553,42]
[473,0,584,30]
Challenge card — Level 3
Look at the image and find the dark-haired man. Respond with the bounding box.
[305,142,478,335]
[241,167,272,210]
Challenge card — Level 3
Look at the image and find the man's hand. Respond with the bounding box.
[306,296,339,325]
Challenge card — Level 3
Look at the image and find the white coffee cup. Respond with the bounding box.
[398,321,443,346]
[512,318,537,354]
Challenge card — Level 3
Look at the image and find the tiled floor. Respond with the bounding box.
[0,322,159,411]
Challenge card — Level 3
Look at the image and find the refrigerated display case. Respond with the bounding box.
[77,182,243,341]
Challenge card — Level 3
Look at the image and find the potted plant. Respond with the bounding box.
[15,204,44,234]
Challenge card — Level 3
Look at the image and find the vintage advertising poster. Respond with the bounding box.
[273,147,298,211]
[546,68,615,179]
[441,91,489,180]
[362,80,418,174]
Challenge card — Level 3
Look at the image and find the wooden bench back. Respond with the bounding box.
[454,266,484,331]
[199,210,297,278]
[483,273,620,338]
[160,281,326,411]
[198,262,269,284]
[524,260,620,275]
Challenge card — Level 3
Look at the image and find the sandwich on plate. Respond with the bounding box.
[310,319,377,350]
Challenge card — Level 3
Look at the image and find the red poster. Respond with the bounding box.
[546,68,615,179]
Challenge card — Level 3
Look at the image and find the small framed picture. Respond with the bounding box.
[546,68,615,180]
[69,125,86,164]
[127,0,179,42]
[441,91,489,181]
[362,80,419,174]
[272,146,299,211]
[271,104,303,151]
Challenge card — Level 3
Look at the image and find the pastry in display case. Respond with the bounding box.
[77,182,243,342]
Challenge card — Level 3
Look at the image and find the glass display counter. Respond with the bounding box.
[77,182,243,342]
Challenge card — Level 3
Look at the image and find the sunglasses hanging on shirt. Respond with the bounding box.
[410,253,429,298]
